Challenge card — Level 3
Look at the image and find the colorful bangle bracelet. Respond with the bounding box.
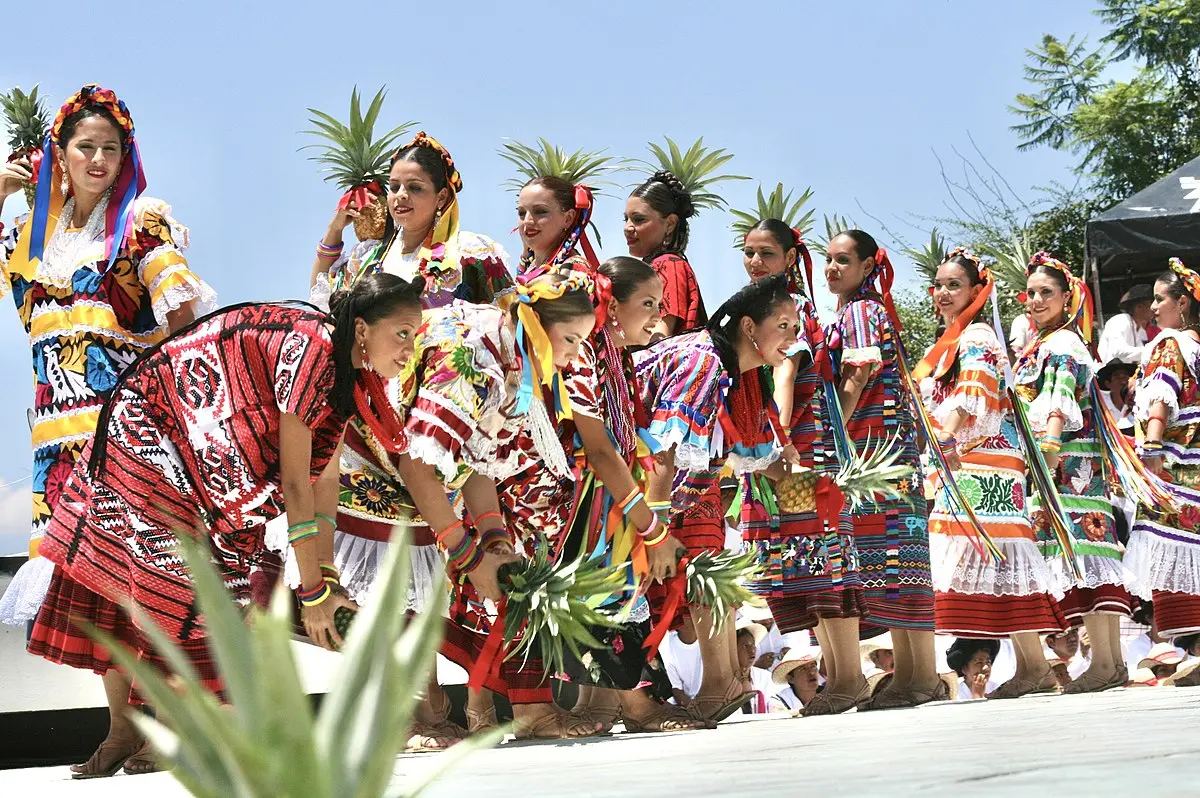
[315,513,337,527]
[317,241,342,257]
[473,510,503,528]
[1142,440,1164,454]
[644,527,670,548]
[443,531,473,563]
[638,515,661,539]
[937,436,958,453]
[479,527,510,551]
[289,529,319,546]
[297,582,331,606]
[436,520,466,546]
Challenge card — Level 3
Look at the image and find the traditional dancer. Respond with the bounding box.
[390,273,608,740]
[916,248,1065,699]
[1014,252,1133,693]
[515,174,595,277]
[637,273,799,722]
[1126,258,1200,686]
[28,272,419,777]
[740,220,868,715]
[0,85,216,778]
[824,230,941,709]
[625,171,706,339]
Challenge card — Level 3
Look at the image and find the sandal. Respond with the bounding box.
[1063,665,1128,695]
[466,704,499,734]
[122,741,162,775]
[71,738,142,780]
[869,678,949,710]
[622,704,707,733]
[801,680,871,717]
[987,670,1057,700]
[512,709,605,741]
[688,682,754,724]
[405,721,461,753]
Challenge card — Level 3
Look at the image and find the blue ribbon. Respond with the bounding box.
[27,132,55,262]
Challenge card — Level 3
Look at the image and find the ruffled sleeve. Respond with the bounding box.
[635,332,727,473]
[934,325,1006,446]
[311,239,380,312]
[129,198,216,326]
[837,299,886,369]
[0,217,19,299]
[274,315,337,429]
[1025,331,1091,434]
[563,339,601,419]
[1135,336,1187,425]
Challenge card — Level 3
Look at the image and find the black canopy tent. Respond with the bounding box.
[1085,154,1200,319]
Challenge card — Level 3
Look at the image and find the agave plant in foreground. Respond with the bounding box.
[730,182,816,248]
[1,84,52,208]
[87,532,499,798]
[637,136,748,210]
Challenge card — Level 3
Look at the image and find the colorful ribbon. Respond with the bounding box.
[513,270,597,420]
[467,596,508,692]
[1169,257,1200,304]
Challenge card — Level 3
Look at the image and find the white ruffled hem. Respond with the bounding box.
[150,274,218,327]
[726,448,780,475]
[1134,379,1181,426]
[930,534,1060,597]
[1045,551,1140,596]
[1026,390,1084,434]
[332,532,442,613]
[1124,527,1200,599]
[0,556,55,625]
[406,434,459,487]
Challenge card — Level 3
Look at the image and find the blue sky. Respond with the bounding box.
[0,0,1111,552]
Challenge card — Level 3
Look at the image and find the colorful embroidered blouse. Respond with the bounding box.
[652,253,707,331]
[1134,330,1200,469]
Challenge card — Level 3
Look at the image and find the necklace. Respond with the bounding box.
[37,190,111,288]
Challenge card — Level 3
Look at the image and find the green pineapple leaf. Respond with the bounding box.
[300,86,418,190]
[730,182,816,248]
[635,136,749,211]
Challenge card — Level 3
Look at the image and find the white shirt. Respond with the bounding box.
[745,667,778,713]
[1100,390,1135,432]
[769,686,801,712]
[661,632,703,699]
[724,522,741,552]
[757,623,786,660]
[1098,313,1148,364]
[1010,313,1036,353]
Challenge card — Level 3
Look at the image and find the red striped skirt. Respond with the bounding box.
[670,481,726,555]
[1152,590,1200,637]
[1057,584,1132,625]
[935,590,1066,637]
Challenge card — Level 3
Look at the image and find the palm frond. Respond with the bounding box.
[635,136,749,211]
[729,182,816,247]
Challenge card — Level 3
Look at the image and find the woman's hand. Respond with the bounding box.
[302,591,359,651]
[328,196,369,236]
[647,536,686,583]
[466,548,522,602]
[781,444,803,467]
[1143,454,1166,478]
[0,158,32,200]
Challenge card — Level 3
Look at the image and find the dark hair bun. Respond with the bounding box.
[328,288,351,319]
[652,170,696,218]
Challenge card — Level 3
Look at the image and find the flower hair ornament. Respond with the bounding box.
[512,269,596,420]
[912,247,995,381]
[26,84,146,272]
[1168,257,1200,305]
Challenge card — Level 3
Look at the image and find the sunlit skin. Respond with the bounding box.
[624,196,675,259]
[605,277,664,348]
[932,261,983,326]
[518,184,576,264]
[743,229,797,281]
[1025,271,1069,331]
[963,650,993,698]
[386,159,449,252]
[824,234,874,304]
[59,115,123,227]
[1152,279,1191,330]
[351,307,422,378]
[546,315,598,369]
[740,302,801,369]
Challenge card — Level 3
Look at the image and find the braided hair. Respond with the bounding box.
[630,170,696,256]
[705,272,793,389]
[328,272,424,415]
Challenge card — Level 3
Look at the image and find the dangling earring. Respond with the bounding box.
[750,336,763,354]
[59,163,70,196]
[359,340,373,371]
[610,317,626,340]
[434,206,444,226]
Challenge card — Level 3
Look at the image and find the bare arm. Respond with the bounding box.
[837,362,874,422]
[312,440,343,565]
[645,446,686,582]
[165,302,196,334]
[309,203,360,290]
[574,414,655,533]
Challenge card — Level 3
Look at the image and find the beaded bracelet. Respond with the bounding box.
[297,582,332,607]
[317,240,343,260]
[315,512,337,527]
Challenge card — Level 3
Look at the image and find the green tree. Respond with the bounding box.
[893,288,940,359]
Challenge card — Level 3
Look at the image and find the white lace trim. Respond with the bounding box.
[930,534,1060,597]
[310,272,333,313]
[0,556,54,625]
[1139,328,1200,378]
[841,345,881,367]
[149,272,218,327]
[526,394,571,479]
[1013,329,1095,387]
[1045,551,1140,596]
[1134,379,1181,426]
[1026,389,1085,434]
[727,448,781,475]
[332,531,441,612]
[670,440,716,473]
[406,434,459,487]
[933,393,1003,450]
[1125,525,1200,599]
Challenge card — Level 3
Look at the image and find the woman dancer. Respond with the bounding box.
[1126,258,1200,686]
[740,220,867,715]
[917,248,1064,699]
[625,171,706,339]
[0,84,215,776]
[29,273,424,777]
[824,230,940,709]
[637,273,799,722]
[1013,253,1133,693]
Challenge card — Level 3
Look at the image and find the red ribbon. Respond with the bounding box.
[467,596,509,692]
[352,370,407,453]
[593,270,614,329]
[814,475,845,529]
[337,181,383,211]
[874,248,904,334]
[643,557,689,662]
[7,149,42,183]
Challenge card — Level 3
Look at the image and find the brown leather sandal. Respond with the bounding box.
[801,680,871,716]
[512,709,605,741]
[987,670,1057,700]
[70,739,142,780]
[622,704,707,733]
[1063,665,1128,694]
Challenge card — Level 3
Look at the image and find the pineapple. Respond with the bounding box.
[301,86,415,242]
[776,431,913,514]
[1,85,51,208]
[498,137,629,194]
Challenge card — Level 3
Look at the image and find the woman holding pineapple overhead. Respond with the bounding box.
[916,248,1065,699]
[626,171,707,339]
[1012,253,1133,693]
[0,84,216,776]
[28,271,420,778]
[387,271,614,740]
[636,273,799,723]
[825,230,941,710]
[739,220,871,716]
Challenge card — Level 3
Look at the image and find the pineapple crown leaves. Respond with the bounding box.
[835,429,915,513]
[634,136,749,212]
[83,530,500,798]
[730,182,816,248]
[684,549,765,637]
[902,228,948,287]
[498,137,631,195]
[300,85,417,190]
[1,84,52,152]
[810,213,858,257]
[979,227,1038,301]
